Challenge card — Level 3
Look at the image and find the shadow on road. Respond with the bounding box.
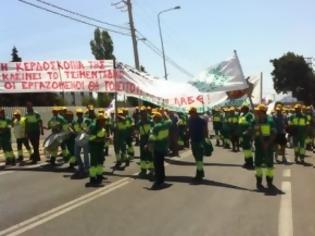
[165,175,251,191]
[165,158,243,167]
[0,162,75,174]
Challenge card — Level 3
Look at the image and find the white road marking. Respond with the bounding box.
[1,149,192,235]
[283,169,291,177]
[0,162,47,176]
[0,171,14,176]
[278,181,293,236]
[0,178,130,236]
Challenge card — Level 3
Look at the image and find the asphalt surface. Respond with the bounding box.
[0,143,315,236]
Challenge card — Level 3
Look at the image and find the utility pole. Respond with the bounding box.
[112,0,141,105]
[111,0,140,70]
[125,0,140,70]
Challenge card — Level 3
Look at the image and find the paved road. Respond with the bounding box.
[0,144,315,236]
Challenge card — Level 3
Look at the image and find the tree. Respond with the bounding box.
[90,28,115,60]
[0,47,60,106]
[81,95,96,107]
[270,52,315,105]
[11,46,22,62]
[90,28,115,106]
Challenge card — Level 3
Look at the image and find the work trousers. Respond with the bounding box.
[153,150,166,184]
[27,132,40,161]
[16,138,31,161]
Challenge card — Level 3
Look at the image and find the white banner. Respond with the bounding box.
[0,57,253,112]
[189,54,248,92]
[0,60,121,93]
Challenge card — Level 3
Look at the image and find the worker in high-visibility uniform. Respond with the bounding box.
[84,105,97,126]
[73,108,89,177]
[238,105,255,169]
[253,104,277,191]
[133,107,141,146]
[222,107,231,149]
[149,110,172,190]
[188,107,208,181]
[303,106,313,151]
[146,106,152,117]
[273,105,288,163]
[25,102,43,164]
[229,107,240,152]
[212,108,223,146]
[286,106,295,148]
[289,104,308,164]
[137,106,154,178]
[0,108,16,166]
[86,114,107,187]
[47,107,66,165]
[104,114,112,157]
[63,111,76,169]
[114,109,128,169]
[12,110,32,164]
[177,113,187,150]
[123,108,135,161]
[306,106,315,153]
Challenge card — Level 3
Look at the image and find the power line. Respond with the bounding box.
[34,0,130,31]
[140,40,194,78]
[17,0,193,78]
[17,0,131,36]
[136,31,194,78]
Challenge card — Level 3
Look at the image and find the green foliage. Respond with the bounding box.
[90,28,116,105]
[53,96,68,106]
[81,95,96,107]
[11,46,22,62]
[96,93,113,107]
[90,28,115,60]
[0,47,58,106]
[270,52,315,105]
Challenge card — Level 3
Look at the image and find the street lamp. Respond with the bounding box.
[157,6,181,80]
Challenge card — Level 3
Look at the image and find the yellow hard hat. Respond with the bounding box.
[62,106,67,111]
[255,104,267,112]
[87,104,94,111]
[76,108,84,114]
[98,108,105,114]
[140,106,146,111]
[52,106,59,112]
[294,104,302,109]
[117,109,124,115]
[152,111,162,118]
[229,106,235,111]
[275,105,282,111]
[13,110,21,115]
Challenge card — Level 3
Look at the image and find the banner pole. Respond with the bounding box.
[114,59,118,121]
[233,50,254,109]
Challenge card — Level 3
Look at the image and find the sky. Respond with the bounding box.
[1,0,315,97]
